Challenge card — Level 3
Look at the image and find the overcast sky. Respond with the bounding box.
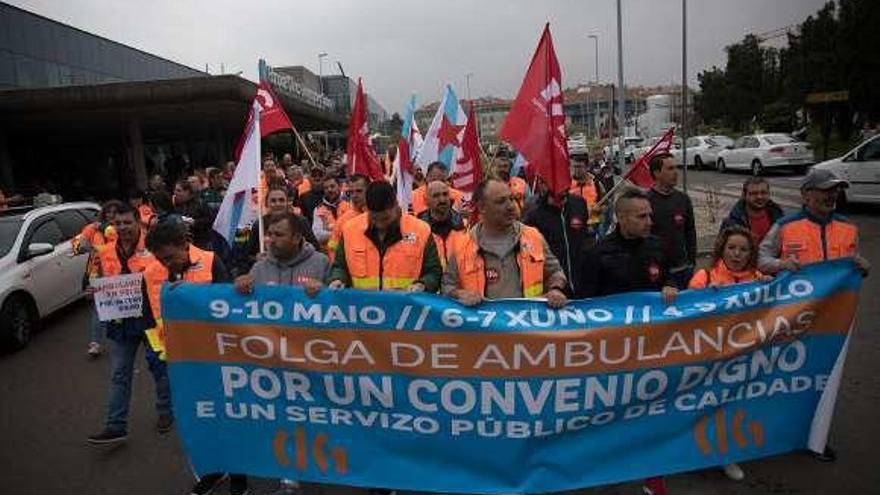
[11,0,828,114]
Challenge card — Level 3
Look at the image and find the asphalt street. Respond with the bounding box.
[2,168,878,495]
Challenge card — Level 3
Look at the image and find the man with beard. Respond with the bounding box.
[720,176,784,243]
[418,181,466,270]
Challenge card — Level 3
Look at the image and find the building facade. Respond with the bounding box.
[0,2,204,90]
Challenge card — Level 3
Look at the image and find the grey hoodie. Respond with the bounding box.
[249,241,329,286]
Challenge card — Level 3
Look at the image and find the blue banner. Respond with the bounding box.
[163,259,861,494]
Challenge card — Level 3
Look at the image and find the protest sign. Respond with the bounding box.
[163,259,860,494]
[91,273,144,322]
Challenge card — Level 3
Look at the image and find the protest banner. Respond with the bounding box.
[91,273,144,322]
[162,259,861,494]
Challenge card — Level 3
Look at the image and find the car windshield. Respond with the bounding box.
[0,218,23,258]
[764,135,795,144]
[708,136,733,147]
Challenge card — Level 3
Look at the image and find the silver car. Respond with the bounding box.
[674,135,733,169]
[717,133,815,175]
[0,202,100,350]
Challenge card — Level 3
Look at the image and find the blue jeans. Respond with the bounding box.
[106,333,172,432]
[89,305,105,345]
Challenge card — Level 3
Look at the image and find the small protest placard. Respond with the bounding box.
[91,273,144,322]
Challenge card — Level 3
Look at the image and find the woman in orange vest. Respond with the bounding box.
[688,225,769,482]
[689,226,768,290]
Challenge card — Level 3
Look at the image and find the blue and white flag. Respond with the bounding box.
[213,102,261,246]
[416,84,467,172]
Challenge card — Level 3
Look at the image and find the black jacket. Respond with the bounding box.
[720,199,785,234]
[578,231,675,298]
[174,198,214,250]
[647,188,696,269]
[524,193,592,295]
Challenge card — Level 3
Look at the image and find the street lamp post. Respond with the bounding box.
[317,52,328,95]
[681,0,688,192]
[616,0,625,174]
[465,72,473,101]
[589,34,599,139]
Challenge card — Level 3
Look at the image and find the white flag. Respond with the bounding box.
[213,103,262,246]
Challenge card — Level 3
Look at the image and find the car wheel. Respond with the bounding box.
[0,294,38,351]
[751,159,764,176]
[694,155,704,170]
[717,158,727,173]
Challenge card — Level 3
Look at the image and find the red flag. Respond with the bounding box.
[624,127,675,189]
[346,79,384,181]
[499,24,570,200]
[233,81,296,161]
[256,81,295,137]
[450,103,483,194]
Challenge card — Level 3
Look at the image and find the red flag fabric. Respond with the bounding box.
[499,24,570,200]
[450,103,483,194]
[624,127,676,189]
[256,81,295,137]
[233,81,296,161]
[346,79,384,181]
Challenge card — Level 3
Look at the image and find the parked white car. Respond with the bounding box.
[673,135,734,169]
[0,202,100,350]
[717,133,814,175]
[812,135,880,205]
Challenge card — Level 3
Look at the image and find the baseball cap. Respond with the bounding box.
[801,168,849,191]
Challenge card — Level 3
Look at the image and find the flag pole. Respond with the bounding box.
[593,126,674,208]
[290,125,320,170]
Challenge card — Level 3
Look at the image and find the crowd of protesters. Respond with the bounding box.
[1,142,867,495]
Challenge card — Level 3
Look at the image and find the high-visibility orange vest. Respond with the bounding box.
[143,245,214,359]
[569,178,598,206]
[688,261,762,289]
[433,229,467,271]
[340,213,431,290]
[509,177,528,216]
[96,230,154,277]
[327,206,363,263]
[777,212,858,264]
[450,225,545,298]
[296,178,312,197]
[73,221,118,278]
[411,186,464,216]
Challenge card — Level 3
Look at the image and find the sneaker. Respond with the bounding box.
[814,445,837,463]
[87,428,127,446]
[722,463,745,481]
[156,414,174,434]
[229,474,249,495]
[87,342,102,358]
[190,473,228,495]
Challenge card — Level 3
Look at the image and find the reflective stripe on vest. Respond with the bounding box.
[779,217,857,264]
[452,225,545,297]
[143,245,215,359]
[341,213,431,290]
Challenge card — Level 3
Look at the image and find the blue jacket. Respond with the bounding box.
[720,199,784,234]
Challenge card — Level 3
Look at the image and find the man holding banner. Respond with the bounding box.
[443,178,568,307]
[328,181,442,292]
[143,221,248,495]
[87,202,172,447]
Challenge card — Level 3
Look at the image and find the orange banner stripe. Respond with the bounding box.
[165,292,857,378]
